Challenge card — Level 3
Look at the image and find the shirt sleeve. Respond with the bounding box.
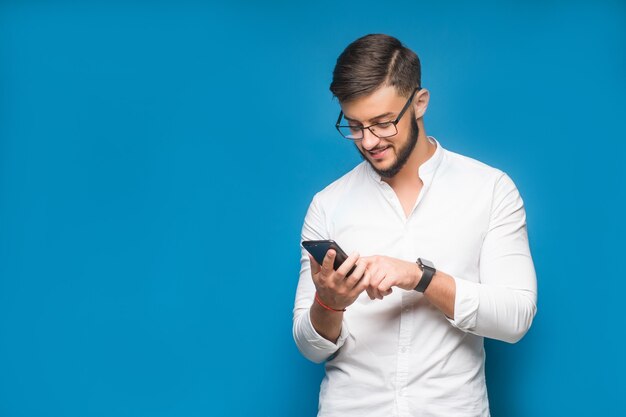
[447,173,538,343]
[292,195,351,363]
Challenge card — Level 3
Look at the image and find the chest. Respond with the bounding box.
[326,181,492,277]
[393,183,422,218]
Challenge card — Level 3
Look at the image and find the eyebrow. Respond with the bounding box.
[343,111,396,123]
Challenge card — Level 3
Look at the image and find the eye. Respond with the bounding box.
[376,122,393,128]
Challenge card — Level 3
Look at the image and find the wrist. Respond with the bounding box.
[314,292,346,312]
[414,258,436,293]
[412,262,423,288]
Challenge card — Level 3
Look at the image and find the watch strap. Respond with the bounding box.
[414,258,436,293]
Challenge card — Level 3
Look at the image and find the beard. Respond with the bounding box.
[356,115,420,179]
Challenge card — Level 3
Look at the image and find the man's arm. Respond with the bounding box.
[308,250,367,343]
[293,253,368,362]
[309,299,344,344]
[448,173,537,342]
[422,270,456,319]
[363,173,537,343]
[360,255,456,319]
[292,196,369,363]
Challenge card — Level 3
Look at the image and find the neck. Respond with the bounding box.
[383,121,435,188]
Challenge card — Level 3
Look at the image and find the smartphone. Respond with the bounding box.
[302,239,357,276]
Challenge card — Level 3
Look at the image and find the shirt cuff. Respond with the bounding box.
[446,277,480,331]
[304,308,350,351]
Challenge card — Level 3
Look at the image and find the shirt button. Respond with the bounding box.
[400,346,407,353]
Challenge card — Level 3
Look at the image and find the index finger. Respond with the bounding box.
[358,256,374,267]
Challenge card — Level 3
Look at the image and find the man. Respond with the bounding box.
[292,34,537,417]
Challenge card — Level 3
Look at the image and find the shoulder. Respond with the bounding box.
[439,146,523,208]
[440,148,505,183]
[302,162,369,238]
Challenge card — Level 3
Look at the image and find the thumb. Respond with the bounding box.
[308,254,321,275]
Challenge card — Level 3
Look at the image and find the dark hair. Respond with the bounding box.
[330,34,421,103]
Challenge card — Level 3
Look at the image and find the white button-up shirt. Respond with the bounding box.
[293,137,537,417]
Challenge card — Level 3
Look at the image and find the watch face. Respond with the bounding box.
[418,258,434,269]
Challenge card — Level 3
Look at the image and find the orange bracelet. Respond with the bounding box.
[315,292,346,312]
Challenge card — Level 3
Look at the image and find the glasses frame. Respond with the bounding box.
[335,87,421,140]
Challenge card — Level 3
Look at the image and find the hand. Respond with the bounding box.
[360,255,422,300]
[309,250,369,311]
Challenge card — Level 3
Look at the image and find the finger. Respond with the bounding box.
[308,254,321,275]
[368,270,384,299]
[336,251,360,277]
[378,287,393,299]
[354,267,371,294]
[377,275,396,296]
[321,249,336,276]
[345,261,367,289]
[369,284,382,300]
[374,275,391,300]
[372,286,383,300]
[357,257,376,299]
[359,270,375,300]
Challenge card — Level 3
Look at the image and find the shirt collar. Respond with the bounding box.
[366,136,444,185]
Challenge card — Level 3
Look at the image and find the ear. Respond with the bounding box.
[412,88,430,119]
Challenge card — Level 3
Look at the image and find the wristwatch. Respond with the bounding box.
[414,258,436,293]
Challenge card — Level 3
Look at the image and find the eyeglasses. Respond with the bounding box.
[335,87,420,140]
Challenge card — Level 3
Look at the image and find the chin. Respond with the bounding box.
[371,153,396,168]
[373,159,395,170]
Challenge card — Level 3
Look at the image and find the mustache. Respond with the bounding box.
[368,146,389,153]
[353,144,390,158]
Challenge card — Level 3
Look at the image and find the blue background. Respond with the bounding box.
[1,1,624,416]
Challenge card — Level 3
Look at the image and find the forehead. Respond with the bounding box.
[341,85,407,122]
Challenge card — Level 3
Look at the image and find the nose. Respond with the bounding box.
[360,128,381,151]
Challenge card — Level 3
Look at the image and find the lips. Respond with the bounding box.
[368,146,390,160]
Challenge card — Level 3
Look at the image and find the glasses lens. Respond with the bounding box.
[370,122,397,138]
[338,125,363,140]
